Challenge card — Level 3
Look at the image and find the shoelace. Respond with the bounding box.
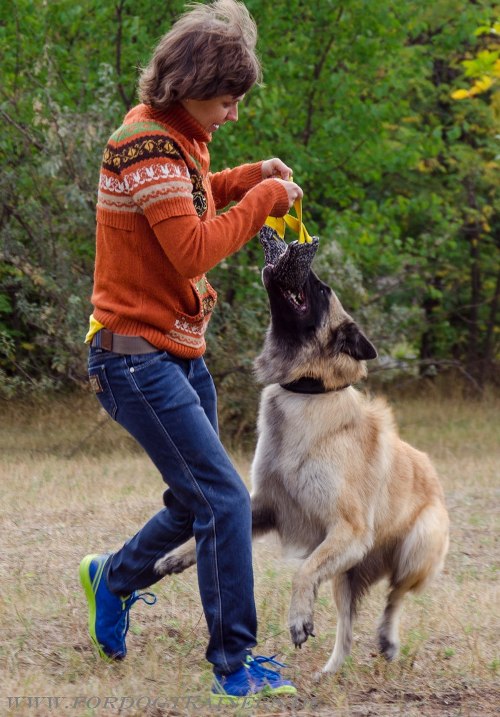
[247,655,289,683]
[116,591,157,639]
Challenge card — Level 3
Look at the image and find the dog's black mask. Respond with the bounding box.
[259,225,377,362]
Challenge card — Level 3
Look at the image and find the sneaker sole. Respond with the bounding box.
[79,554,117,662]
[209,684,297,706]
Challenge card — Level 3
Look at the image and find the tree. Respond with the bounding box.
[0,0,498,425]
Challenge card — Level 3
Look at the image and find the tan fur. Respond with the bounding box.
[251,290,450,675]
[154,283,449,676]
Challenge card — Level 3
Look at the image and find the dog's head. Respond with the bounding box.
[256,226,377,388]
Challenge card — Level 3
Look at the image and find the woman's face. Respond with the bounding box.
[181,95,244,134]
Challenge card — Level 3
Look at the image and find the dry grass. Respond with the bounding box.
[0,389,498,716]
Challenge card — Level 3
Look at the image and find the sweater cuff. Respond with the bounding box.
[263,178,290,218]
[144,197,198,226]
[243,161,264,189]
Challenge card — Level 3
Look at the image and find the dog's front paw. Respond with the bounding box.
[154,554,189,575]
[289,616,315,648]
[289,579,316,647]
[154,543,196,576]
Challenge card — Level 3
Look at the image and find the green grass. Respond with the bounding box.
[0,390,499,716]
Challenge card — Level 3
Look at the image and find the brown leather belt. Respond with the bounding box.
[91,328,157,355]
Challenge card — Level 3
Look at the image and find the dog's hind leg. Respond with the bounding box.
[320,573,355,675]
[320,562,374,675]
[251,493,277,538]
[377,583,406,660]
[378,505,449,660]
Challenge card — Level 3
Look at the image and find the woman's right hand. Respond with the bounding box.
[272,178,304,210]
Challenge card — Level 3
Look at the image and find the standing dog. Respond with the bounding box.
[155,230,449,676]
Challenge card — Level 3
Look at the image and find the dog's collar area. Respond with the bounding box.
[280,377,351,394]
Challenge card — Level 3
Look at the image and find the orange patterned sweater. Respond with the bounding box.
[91,102,289,358]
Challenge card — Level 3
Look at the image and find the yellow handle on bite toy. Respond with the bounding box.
[265,197,313,245]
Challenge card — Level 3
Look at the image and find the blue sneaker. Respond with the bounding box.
[79,554,156,661]
[210,654,297,705]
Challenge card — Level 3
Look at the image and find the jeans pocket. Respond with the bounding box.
[128,350,168,372]
[88,363,118,420]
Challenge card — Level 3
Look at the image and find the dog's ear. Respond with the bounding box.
[329,321,377,361]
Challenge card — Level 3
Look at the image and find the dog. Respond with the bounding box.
[155,228,450,676]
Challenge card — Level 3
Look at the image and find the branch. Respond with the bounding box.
[332,139,368,173]
[2,204,38,245]
[369,358,485,394]
[64,414,110,458]
[0,109,44,151]
[302,31,337,146]
[115,0,132,110]
[302,6,343,146]
[483,267,500,363]
[360,264,423,306]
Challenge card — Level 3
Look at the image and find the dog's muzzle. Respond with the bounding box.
[259,225,319,291]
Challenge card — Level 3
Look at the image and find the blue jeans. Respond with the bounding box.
[88,346,257,674]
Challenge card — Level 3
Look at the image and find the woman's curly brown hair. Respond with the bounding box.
[138,0,262,109]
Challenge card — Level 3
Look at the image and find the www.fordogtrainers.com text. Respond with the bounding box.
[5,694,314,711]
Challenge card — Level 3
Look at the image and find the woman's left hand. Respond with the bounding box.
[261,158,293,180]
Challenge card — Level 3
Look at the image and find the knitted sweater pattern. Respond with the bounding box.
[91,103,288,358]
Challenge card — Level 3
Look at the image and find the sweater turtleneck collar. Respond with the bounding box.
[145,102,212,145]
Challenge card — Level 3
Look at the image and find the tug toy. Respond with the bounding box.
[260,198,319,290]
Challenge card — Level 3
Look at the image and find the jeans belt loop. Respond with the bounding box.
[100,329,113,351]
[92,329,156,355]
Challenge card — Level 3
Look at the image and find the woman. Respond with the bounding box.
[79,0,302,705]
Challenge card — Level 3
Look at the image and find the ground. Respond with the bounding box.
[0,389,498,716]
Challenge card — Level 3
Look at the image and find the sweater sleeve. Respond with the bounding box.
[209,162,263,209]
[153,178,289,278]
[101,129,199,226]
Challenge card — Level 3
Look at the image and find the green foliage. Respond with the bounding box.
[210,0,499,405]
[0,0,498,432]
[0,0,185,392]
